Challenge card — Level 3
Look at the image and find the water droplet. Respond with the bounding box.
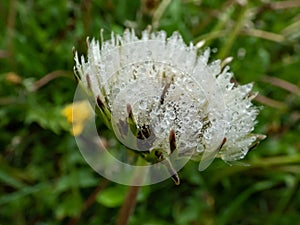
[114,87,120,94]
[196,144,204,153]
[168,111,176,120]
[139,99,147,110]
[193,120,202,130]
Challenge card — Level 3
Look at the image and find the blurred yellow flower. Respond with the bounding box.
[5,72,22,84]
[62,100,93,136]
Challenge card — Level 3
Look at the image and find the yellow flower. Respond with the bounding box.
[62,100,93,136]
[5,72,22,84]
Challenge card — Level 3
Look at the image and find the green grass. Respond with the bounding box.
[1,0,300,224]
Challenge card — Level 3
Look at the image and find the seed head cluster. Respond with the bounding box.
[74,28,265,172]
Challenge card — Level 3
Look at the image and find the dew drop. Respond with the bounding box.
[196,144,204,153]
[168,111,176,120]
[193,120,202,130]
[139,99,148,110]
[114,87,120,94]
[183,117,190,124]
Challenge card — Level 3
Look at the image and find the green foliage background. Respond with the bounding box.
[1,0,300,224]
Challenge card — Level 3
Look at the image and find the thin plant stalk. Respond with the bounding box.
[116,157,147,225]
[116,185,141,225]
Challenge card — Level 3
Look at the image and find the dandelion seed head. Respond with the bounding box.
[74,28,265,172]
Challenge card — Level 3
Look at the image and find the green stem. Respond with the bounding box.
[194,3,234,46]
[211,154,300,184]
[116,157,147,225]
[116,185,141,225]
[217,5,248,60]
[152,0,172,29]
[67,180,109,225]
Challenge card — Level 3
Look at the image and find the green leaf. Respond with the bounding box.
[96,185,128,208]
[0,182,50,205]
[55,191,83,219]
[55,169,98,193]
[0,170,25,189]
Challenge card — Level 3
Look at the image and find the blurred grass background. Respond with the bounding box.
[1,0,300,224]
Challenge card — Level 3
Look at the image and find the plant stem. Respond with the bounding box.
[67,179,109,225]
[152,0,171,29]
[116,185,141,225]
[116,157,146,225]
[217,4,248,60]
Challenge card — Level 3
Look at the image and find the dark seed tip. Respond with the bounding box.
[169,129,177,153]
[96,96,105,110]
[86,74,92,90]
[126,103,132,114]
[172,174,180,185]
[217,137,227,151]
[72,47,76,56]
